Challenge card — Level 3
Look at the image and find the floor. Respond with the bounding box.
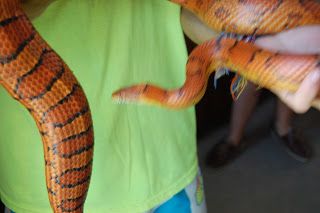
[198,98,320,213]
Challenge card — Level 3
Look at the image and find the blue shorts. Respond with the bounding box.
[4,171,206,213]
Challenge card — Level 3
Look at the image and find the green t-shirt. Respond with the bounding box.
[0,0,197,212]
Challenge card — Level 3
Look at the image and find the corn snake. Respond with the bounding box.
[112,0,320,109]
[1,0,319,212]
[0,0,93,212]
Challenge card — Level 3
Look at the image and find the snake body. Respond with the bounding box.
[0,0,93,212]
[112,0,320,109]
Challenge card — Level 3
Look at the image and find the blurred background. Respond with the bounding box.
[186,35,320,213]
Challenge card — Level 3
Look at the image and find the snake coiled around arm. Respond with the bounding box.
[0,0,94,212]
[112,0,320,109]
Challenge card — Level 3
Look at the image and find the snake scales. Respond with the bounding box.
[0,0,93,212]
[113,0,320,109]
[0,0,319,212]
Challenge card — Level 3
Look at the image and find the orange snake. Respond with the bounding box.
[1,0,319,212]
[0,0,93,212]
[112,0,320,109]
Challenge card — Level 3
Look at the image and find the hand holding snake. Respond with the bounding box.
[181,7,320,112]
[1,0,319,212]
[112,0,320,111]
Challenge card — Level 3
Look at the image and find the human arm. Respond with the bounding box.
[180,8,320,113]
[180,8,219,43]
[269,69,320,113]
[255,26,320,113]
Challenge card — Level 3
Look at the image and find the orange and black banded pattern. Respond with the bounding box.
[0,0,94,212]
[170,0,320,35]
[112,0,320,109]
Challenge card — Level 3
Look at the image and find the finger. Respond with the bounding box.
[272,70,320,113]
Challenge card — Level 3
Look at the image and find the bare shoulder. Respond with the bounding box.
[21,0,55,20]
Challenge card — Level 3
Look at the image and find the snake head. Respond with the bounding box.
[112,84,148,104]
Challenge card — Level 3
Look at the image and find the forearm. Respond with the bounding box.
[181,8,320,54]
[180,6,320,114]
[180,8,219,44]
[255,25,320,54]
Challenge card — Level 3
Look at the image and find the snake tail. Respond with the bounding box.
[0,0,94,212]
[112,37,319,109]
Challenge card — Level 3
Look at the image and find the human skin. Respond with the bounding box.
[255,28,320,113]
[21,2,320,113]
[181,8,320,113]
